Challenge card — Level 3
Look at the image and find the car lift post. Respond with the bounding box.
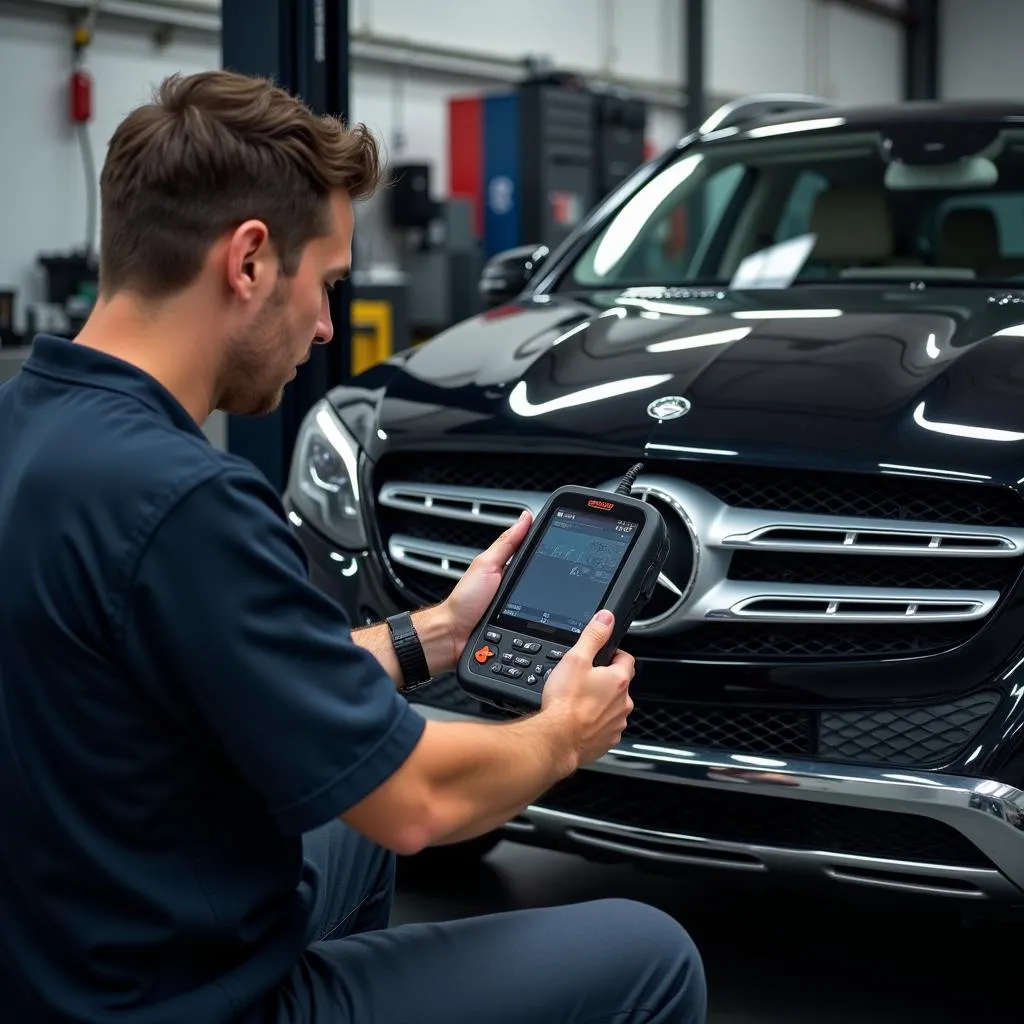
[220,0,353,492]
[683,0,705,266]
[903,0,939,101]
[683,0,705,133]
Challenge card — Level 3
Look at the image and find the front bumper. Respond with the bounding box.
[289,510,1024,904]
[418,704,1024,903]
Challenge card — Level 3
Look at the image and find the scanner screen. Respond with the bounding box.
[499,506,638,638]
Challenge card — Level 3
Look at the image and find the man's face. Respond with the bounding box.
[219,190,353,416]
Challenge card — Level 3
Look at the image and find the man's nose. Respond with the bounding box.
[315,292,334,345]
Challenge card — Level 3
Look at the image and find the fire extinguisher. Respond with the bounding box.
[69,67,93,125]
[70,24,93,125]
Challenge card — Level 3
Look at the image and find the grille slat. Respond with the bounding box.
[373,452,1024,661]
[729,551,1018,591]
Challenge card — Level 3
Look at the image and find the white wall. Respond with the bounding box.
[0,0,905,330]
[710,0,902,103]
[941,0,1024,100]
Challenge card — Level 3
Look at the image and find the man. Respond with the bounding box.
[0,70,707,1023]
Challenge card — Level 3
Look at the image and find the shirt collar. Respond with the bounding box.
[22,334,208,440]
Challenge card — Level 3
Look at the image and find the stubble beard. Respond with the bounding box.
[218,280,291,417]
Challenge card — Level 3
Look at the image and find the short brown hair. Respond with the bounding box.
[98,69,383,299]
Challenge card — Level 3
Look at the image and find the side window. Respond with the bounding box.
[773,172,829,243]
[703,163,747,229]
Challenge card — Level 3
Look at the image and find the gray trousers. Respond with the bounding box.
[274,818,708,1023]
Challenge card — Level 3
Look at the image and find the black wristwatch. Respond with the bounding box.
[386,611,432,691]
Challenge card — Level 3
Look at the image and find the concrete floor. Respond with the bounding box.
[394,841,1019,1023]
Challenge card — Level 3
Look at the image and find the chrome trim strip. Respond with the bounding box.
[723,586,997,623]
[388,537,477,580]
[412,705,1024,894]
[722,524,1023,556]
[378,483,547,526]
[516,806,1017,901]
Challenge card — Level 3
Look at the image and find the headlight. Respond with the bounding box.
[286,399,367,549]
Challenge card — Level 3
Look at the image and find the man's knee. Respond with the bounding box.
[589,898,707,1023]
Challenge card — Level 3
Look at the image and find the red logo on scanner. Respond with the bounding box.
[587,499,615,511]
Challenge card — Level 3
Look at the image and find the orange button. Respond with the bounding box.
[474,645,495,664]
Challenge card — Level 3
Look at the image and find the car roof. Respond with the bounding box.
[739,99,1024,132]
[698,95,1024,141]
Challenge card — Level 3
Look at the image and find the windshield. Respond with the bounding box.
[560,122,1024,291]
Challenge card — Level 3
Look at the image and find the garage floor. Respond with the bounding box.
[394,842,1018,1023]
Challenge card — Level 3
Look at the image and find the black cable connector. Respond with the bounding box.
[614,462,644,495]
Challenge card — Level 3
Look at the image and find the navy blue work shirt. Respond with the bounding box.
[0,336,426,1022]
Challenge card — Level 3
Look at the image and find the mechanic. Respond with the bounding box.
[0,70,707,1024]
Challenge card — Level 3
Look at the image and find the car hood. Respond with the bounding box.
[359,287,1024,483]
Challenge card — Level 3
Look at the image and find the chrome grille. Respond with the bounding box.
[373,453,1024,660]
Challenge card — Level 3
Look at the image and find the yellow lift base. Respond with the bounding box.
[351,298,394,376]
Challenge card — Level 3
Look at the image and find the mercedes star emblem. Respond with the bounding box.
[647,395,691,421]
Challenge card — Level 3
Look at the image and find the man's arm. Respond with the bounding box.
[343,714,573,853]
[341,611,634,855]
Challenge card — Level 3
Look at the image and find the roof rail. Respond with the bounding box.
[698,93,836,135]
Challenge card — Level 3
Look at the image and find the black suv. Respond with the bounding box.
[285,95,1024,904]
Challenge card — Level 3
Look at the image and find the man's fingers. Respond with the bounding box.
[609,648,635,677]
[479,510,532,570]
[570,609,615,661]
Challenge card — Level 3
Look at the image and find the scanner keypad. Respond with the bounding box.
[474,629,566,687]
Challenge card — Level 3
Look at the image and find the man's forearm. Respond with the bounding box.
[340,710,577,854]
[352,605,455,689]
[414,713,578,847]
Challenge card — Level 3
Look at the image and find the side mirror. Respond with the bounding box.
[478,244,550,308]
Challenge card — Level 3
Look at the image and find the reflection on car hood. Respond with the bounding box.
[361,288,1024,483]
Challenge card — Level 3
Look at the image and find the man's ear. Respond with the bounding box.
[226,219,273,300]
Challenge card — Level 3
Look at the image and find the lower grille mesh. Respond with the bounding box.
[656,622,980,660]
[411,675,1000,770]
[819,691,1001,765]
[625,702,813,756]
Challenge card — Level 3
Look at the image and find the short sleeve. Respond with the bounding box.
[120,465,426,835]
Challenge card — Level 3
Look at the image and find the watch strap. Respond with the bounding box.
[386,611,432,690]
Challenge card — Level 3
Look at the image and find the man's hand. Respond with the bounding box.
[351,511,531,686]
[540,609,635,768]
[437,510,533,669]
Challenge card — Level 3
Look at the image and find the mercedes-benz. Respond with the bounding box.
[285,95,1024,905]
